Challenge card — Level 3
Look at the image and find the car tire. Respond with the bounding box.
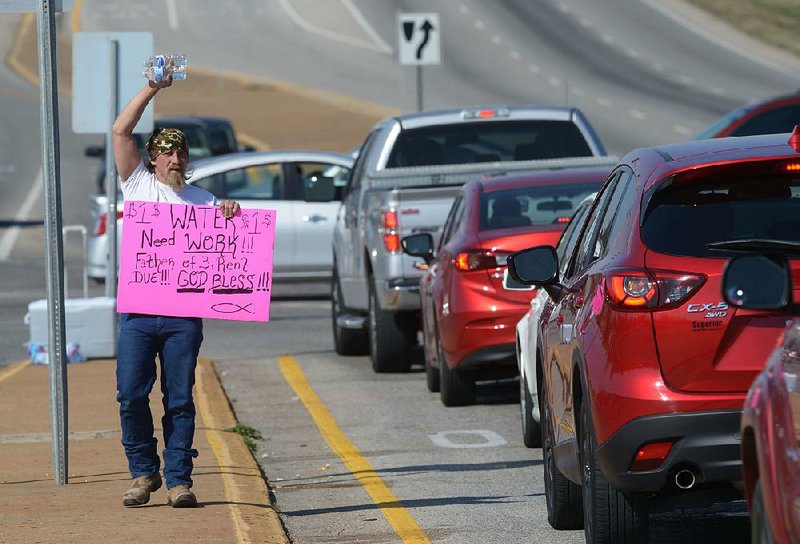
[368,278,413,373]
[331,267,368,356]
[439,342,475,406]
[580,399,649,544]
[424,328,440,392]
[520,373,542,448]
[542,377,583,529]
[750,481,775,544]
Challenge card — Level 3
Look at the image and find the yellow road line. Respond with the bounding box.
[278,355,431,544]
[6,14,38,88]
[0,360,31,384]
[237,132,271,151]
[195,358,247,544]
[71,0,82,33]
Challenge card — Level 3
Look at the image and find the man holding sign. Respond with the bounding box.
[112,74,239,508]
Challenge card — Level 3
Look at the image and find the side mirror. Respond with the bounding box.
[85,144,105,158]
[304,175,336,202]
[722,253,792,310]
[507,246,558,285]
[401,233,434,264]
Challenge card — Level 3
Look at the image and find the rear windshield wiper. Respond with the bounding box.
[706,239,800,254]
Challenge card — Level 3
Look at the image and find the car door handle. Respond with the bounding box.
[303,214,328,223]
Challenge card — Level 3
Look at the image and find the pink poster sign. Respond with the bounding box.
[117,201,275,322]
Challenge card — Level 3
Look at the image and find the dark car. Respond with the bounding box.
[508,128,800,543]
[722,250,800,544]
[695,92,800,139]
[85,115,247,193]
[402,165,611,407]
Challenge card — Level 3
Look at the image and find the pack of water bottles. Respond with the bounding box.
[142,53,188,83]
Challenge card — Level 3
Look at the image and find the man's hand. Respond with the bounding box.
[147,59,174,90]
[219,199,240,219]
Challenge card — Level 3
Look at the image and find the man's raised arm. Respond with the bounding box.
[112,78,170,181]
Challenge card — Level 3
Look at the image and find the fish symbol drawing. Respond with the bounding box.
[211,302,254,314]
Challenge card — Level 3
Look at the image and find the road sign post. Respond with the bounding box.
[397,13,441,112]
[34,0,70,486]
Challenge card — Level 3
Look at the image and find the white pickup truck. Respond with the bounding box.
[331,105,609,372]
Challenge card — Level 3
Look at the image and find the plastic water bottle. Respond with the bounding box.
[171,53,187,80]
[142,53,188,82]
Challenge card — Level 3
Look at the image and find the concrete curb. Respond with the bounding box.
[196,355,290,544]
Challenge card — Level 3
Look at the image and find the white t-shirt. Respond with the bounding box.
[122,160,218,206]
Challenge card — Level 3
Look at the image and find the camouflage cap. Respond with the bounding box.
[147,128,189,158]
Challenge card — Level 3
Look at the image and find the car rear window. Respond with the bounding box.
[479,182,600,231]
[641,174,800,257]
[386,121,593,167]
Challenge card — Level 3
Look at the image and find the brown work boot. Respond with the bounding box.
[122,473,162,506]
[166,484,197,508]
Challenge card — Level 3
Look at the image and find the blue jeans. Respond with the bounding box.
[117,313,203,489]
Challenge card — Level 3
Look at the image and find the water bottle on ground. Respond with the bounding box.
[142,53,188,82]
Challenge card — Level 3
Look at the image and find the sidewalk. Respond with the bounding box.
[0,356,288,544]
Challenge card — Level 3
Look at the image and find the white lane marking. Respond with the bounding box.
[573,87,585,97]
[428,430,507,449]
[641,0,800,78]
[491,35,502,45]
[629,109,646,120]
[626,49,640,59]
[528,64,540,74]
[597,97,612,107]
[548,76,562,87]
[673,125,693,136]
[0,169,42,261]
[579,17,591,28]
[166,0,179,30]
[652,62,664,72]
[340,0,393,54]
[678,75,694,85]
[474,19,485,31]
[558,3,570,14]
[277,0,388,53]
[711,87,725,96]
[602,34,615,45]
[509,50,521,60]
[459,4,469,14]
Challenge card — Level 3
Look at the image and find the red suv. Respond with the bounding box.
[508,129,800,543]
[402,166,611,406]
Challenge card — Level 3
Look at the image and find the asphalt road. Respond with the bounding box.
[0,1,794,542]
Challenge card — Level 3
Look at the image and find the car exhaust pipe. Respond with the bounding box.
[674,469,696,490]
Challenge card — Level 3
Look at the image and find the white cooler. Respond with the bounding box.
[24,225,117,360]
[25,297,117,359]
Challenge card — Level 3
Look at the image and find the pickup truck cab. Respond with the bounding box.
[331,105,608,372]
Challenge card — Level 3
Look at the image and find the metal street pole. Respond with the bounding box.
[416,65,423,112]
[36,0,68,485]
[105,40,119,298]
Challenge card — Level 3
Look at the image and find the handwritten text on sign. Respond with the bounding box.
[117,201,276,322]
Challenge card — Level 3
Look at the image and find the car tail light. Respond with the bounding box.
[94,211,124,236]
[381,209,399,253]
[629,441,673,472]
[784,161,800,172]
[454,250,510,271]
[605,269,705,311]
[789,125,800,152]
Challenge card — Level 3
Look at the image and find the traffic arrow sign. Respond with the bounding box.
[398,13,440,66]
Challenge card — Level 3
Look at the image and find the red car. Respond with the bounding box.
[696,92,800,139]
[723,251,800,544]
[401,165,610,407]
[508,128,800,543]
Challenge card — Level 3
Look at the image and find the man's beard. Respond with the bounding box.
[165,169,186,191]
